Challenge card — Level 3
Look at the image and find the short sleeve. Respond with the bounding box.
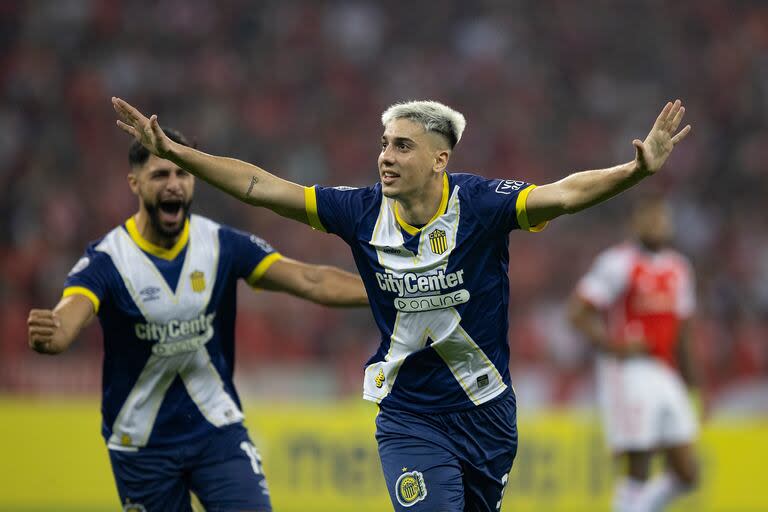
[62,245,114,313]
[465,176,547,234]
[305,184,377,242]
[576,248,632,309]
[219,226,283,287]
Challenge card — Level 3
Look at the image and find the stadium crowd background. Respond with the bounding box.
[1,0,766,416]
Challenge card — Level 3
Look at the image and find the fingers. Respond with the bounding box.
[28,309,59,328]
[669,102,685,133]
[150,114,164,137]
[653,101,673,131]
[671,124,692,145]
[633,139,646,162]
[116,120,139,139]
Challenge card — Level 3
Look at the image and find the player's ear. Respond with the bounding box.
[433,148,450,173]
[127,170,140,196]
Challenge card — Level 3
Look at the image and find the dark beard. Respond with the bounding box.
[144,199,193,239]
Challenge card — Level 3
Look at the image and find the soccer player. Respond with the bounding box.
[26,129,368,512]
[569,198,700,512]
[111,96,691,511]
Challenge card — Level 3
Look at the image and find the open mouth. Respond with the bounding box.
[158,199,184,224]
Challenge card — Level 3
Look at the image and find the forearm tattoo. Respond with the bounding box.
[246,176,259,197]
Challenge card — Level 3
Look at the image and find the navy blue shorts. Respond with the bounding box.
[108,424,271,512]
[376,391,518,512]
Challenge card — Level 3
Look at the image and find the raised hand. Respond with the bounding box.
[112,97,173,158]
[633,99,691,175]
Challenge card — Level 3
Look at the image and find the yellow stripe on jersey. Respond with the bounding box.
[62,286,100,313]
[246,253,283,287]
[125,216,190,260]
[395,173,450,235]
[515,184,548,232]
[304,186,327,232]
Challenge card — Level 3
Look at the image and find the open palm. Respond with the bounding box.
[634,99,691,175]
[112,97,172,158]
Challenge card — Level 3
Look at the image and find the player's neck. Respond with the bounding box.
[395,174,445,227]
[133,211,181,249]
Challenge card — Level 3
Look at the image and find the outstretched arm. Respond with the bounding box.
[112,97,308,224]
[526,100,691,226]
[27,294,96,355]
[256,258,369,307]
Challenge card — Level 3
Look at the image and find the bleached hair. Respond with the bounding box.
[381,100,467,148]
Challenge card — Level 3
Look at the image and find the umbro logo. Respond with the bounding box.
[139,286,161,302]
[494,179,526,195]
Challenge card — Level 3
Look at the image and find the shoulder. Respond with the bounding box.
[589,243,637,273]
[215,221,277,254]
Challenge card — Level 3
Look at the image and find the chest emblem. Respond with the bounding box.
[190,270,206,293]
[428,229,447,255]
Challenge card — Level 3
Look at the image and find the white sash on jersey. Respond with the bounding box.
[364,186,507,406]
[98,215,244,450]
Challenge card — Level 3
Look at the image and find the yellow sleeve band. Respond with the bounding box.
[62,286,100,314]
[304,186,327,232]
[247,253,283,286]
[515,184,548,232]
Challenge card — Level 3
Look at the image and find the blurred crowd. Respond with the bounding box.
[1,0,766,412]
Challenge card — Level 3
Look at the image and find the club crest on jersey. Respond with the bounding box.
[123,500,146,512]
[190,270,206,293]
[428,229,447,255]
[374,368,386,388]
[396,470,427,507]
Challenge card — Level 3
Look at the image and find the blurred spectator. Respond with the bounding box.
[2,0,766,412]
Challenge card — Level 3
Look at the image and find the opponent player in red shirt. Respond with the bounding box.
[570,198,700,512]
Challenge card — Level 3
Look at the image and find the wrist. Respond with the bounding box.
[629,160,653,180]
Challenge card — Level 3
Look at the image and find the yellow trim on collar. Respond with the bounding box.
[515,185,548,232]
[125,216,190,260]
[247,253,283,286]
[304,186,327,232]
[395,173,449,236]
[63,286,100,313]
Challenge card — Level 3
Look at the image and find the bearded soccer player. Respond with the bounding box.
[569,198,700,512]
[26,129,368,512]
[112,96,691,511]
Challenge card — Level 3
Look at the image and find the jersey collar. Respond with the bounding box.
[394,173,449,236]
[125,215,190,261]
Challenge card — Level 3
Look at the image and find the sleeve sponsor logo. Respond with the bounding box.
[68,256,90,276]
[332,185,357,191]
[495,179,526,195]
[249,234,274,253]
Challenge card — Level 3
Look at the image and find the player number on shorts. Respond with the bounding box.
[496,473,509,510]
[240,441,263,475]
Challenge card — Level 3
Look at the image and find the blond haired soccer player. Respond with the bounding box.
[27,129,368,512]
[570,198,700,512]
[112,96,690,511]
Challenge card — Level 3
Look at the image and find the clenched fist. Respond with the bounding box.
[27,309,62,354]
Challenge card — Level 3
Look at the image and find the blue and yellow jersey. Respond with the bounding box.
[63,214,281,451]
[306,172,545,413]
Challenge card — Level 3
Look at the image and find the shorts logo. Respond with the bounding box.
[374,368,386,388]
[396,470,427,507]
[190,270,206,293]
[428,229,447,255]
